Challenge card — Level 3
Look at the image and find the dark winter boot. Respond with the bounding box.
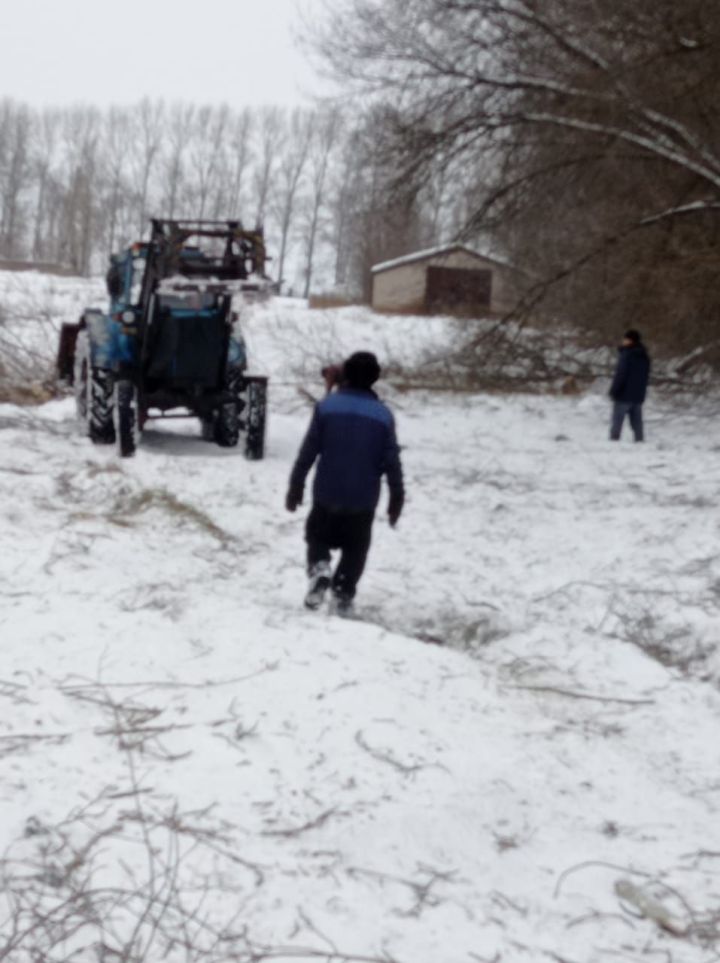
[329,589,354,618]
[304,561,331,610]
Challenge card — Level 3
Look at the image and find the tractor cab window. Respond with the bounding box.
[157,290,220,312]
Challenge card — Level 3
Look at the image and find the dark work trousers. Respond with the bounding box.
[305,504,374,600]
[610,402,644,441]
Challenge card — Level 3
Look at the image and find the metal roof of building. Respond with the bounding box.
[371,243,515,274]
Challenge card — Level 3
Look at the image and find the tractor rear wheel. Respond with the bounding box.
[245,378,267,460]
[214,400,240,447]
[115,380,138,457]
[214,367,245,448]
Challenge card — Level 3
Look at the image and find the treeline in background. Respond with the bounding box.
[0,98,470,302]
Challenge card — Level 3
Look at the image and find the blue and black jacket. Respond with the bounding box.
[289,387,404,513]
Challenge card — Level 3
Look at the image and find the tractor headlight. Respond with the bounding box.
[121,310,136,326]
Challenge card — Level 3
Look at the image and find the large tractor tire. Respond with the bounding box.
[115,379,138,457]
[75,332,116,444]
[213,367,244,448]
[73,330,90,424]
[89,370,116,444]
[214,400,240,447]
[245,377,267,460]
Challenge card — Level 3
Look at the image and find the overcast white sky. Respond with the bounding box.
[0,0,325,109]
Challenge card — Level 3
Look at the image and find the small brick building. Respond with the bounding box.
[371,244,520,316]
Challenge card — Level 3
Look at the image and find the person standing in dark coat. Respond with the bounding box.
[609,329,651,442]
[286,351,404,615]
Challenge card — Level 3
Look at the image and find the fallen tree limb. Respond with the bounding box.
[506,684,654,706]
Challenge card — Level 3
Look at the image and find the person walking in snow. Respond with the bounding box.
[609,329,651,442]
[285,351,404,615]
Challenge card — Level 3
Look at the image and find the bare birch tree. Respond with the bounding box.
[189,104,229,220]
[272,108,313,290]
[0,102,32,259]
[131,98,164,234]
[301,106,341,297]
[253,106,283,228]
[31,109,60,261]
[56,107,101,274]
[227,107,254,221]
[162,102,194,220]
[100,106,132,256]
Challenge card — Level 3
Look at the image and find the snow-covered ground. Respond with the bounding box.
[1,276,720,962]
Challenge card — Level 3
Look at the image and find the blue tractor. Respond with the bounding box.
[57,219,270,458]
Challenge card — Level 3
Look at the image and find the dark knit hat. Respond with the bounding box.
[624,329,641,344]
[343,351,381,389]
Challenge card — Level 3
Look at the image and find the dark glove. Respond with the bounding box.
[388,492,404,528]
[285,487,303,512]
